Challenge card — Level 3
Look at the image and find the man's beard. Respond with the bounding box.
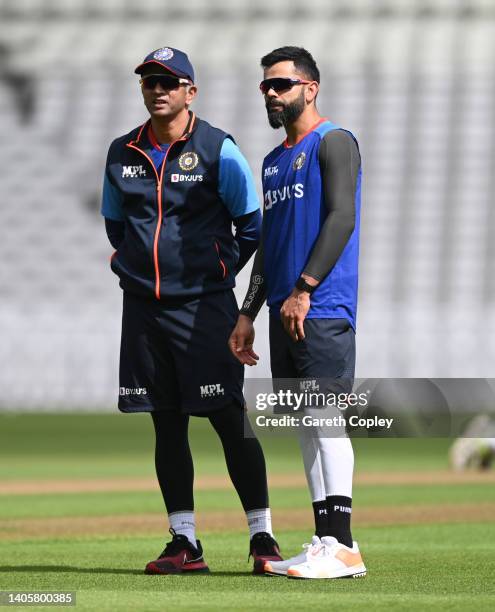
[266,91,305,129]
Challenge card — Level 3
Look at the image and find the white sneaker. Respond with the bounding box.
[287,536,366,579]
[264,536,321,576]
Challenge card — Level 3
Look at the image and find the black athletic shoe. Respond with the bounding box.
[145,528,210,575]
[249,531,283,575]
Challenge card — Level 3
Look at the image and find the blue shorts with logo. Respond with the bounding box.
[118,290,244,415]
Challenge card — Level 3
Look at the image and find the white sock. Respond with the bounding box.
[317,435,354,498]
[246,508,273,538]
[301,405,354,497]
[297,421,326,501]
[168,511,196,547]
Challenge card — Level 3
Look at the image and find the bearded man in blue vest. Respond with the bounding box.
[101,47,282,575]
[229,46,367,579]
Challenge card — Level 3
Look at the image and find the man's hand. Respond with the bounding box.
[228,314,259,366]
[280,289,311,341]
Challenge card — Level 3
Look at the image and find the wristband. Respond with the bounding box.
[295,277,317,295]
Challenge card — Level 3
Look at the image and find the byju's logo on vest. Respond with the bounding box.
[264,183,304,210]
[171,174,204,183]
[122,165,147,178]
[119,387,147,396]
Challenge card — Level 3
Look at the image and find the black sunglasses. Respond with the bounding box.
[259,77,312,95]
[140,74,191,90]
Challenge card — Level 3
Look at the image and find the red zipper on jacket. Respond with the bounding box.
[125,115,195,300]
[215,240,227,279]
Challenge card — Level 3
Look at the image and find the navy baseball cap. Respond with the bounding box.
[134,47,194,83]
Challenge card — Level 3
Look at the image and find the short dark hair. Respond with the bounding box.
[260,46,320,83]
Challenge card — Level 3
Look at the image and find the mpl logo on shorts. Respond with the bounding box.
[300,379,320,392]
[119,387,147,396]
[122,165,146,178]
[200,383,225,398]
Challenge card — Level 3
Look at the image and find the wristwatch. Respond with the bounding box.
[295,277,317,295]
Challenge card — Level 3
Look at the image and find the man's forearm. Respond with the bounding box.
[239,241,266,321]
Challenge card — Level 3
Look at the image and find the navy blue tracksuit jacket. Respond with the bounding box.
[104,113,239,300]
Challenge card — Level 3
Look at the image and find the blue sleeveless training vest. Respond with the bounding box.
[262,119,361,329]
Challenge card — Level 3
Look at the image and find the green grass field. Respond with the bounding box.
[1,414,494,611]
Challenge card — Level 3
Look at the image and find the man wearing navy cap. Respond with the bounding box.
[102,47,282,575]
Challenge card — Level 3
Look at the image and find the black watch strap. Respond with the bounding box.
[295,277,316,294]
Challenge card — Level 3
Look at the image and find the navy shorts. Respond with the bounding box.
[269,315,356,395]
[118,290,244,415]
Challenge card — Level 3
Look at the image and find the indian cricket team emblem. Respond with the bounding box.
[153,47,174,61]
[293,152,306,170]
[179,152,199,171]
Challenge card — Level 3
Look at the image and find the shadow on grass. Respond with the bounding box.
[0,566,253,577]
[0,566,143,576]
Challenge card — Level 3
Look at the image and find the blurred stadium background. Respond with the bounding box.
[2,6,495,609]
[1,0,495,409]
